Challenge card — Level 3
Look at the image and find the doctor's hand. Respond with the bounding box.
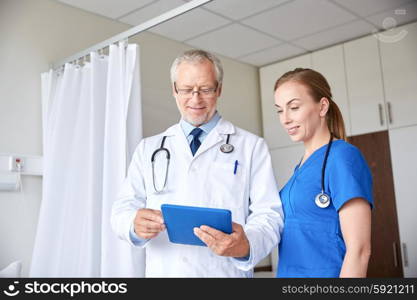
[193,222,250,258]
[134,208,166,239]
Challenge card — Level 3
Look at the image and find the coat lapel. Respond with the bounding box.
[164,124,195,164]
[193,118,235,159]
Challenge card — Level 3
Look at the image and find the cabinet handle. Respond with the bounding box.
[402,243,409,267]
[393,242,399,268]
[387,101,393,124]
[378,103,384,126]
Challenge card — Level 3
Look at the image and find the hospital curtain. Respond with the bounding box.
[30,42,145,277]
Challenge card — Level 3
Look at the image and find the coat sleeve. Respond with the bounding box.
[110,139,149,247]
[231,137,284,271]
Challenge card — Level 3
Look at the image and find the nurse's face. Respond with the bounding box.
[274,81,327,143]
[173,60,221,126]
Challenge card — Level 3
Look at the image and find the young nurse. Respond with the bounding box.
[274,68,373,278]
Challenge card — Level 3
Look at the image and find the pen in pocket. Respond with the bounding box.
[233,160,238,175]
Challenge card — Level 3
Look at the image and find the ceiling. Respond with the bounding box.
[57,0,417,67]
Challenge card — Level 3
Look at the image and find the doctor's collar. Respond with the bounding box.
[180,112,221,136]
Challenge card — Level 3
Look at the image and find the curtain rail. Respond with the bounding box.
[52,0,213,70]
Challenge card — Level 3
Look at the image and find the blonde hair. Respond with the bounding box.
[170,49,223,84]
[274,68,347,140]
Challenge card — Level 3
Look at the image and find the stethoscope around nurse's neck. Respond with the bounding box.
[315,133,333,208]
[298,133,334,208]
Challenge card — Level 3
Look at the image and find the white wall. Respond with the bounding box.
[0,0,263,276]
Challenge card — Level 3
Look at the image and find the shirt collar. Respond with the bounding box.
[180,111,221,137]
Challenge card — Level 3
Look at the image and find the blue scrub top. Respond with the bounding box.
[277,140,373,278]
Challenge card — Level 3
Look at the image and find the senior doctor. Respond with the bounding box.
[111,49,283,277]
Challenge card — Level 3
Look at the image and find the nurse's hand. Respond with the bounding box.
[134,208,166,239]
[193,222,250,257]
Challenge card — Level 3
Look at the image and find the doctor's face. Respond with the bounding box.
[274,81,326,143]
[173,60,221,126]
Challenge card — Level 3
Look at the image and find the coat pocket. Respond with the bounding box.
[208,161,247,213]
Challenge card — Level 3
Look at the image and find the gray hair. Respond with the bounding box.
[170,49,223,85]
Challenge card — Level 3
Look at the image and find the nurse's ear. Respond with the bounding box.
[319,97,330,118]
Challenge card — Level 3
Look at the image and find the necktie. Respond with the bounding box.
[190,128,203,156]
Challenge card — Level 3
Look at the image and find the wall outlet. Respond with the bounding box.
[9,156,24,172]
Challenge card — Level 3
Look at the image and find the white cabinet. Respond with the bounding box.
[389,125,417,277]
[344,35,387,136]
[379,22,417,129]
[270,144,304,191]
[344,22,417,136]
[312,45,351,136]
[260,54,311,149]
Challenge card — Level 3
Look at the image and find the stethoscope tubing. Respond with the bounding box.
[320,133,333,194]
[151,136,170,193]
[314,133,333,208]
[151,134,233,193]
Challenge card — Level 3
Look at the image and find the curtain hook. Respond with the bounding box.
[57,65,64,76]
[119,38,128,49]
[76,57,82,69]
[99,48,105,59]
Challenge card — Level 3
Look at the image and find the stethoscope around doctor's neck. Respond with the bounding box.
[151,134,234,193]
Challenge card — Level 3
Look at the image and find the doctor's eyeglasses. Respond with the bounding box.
[174,82,218,99]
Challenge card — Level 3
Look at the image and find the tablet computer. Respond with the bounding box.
[161,204,232,247]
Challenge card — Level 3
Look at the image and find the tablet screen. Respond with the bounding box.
[161,204,232,246]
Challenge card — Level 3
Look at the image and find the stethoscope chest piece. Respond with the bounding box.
[220,134,234,153]
[315,192,331,208]
[220,143,234,153]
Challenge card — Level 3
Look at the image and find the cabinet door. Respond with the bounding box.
[260,54,311,149]
[312,45,351,136]
[344,35,387,135]
[349,131,403,277]
[389,126,417,277]
[269,144,304,273]
[379,22,417,129]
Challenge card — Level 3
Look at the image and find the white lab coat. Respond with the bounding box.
[111,118,283,277]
